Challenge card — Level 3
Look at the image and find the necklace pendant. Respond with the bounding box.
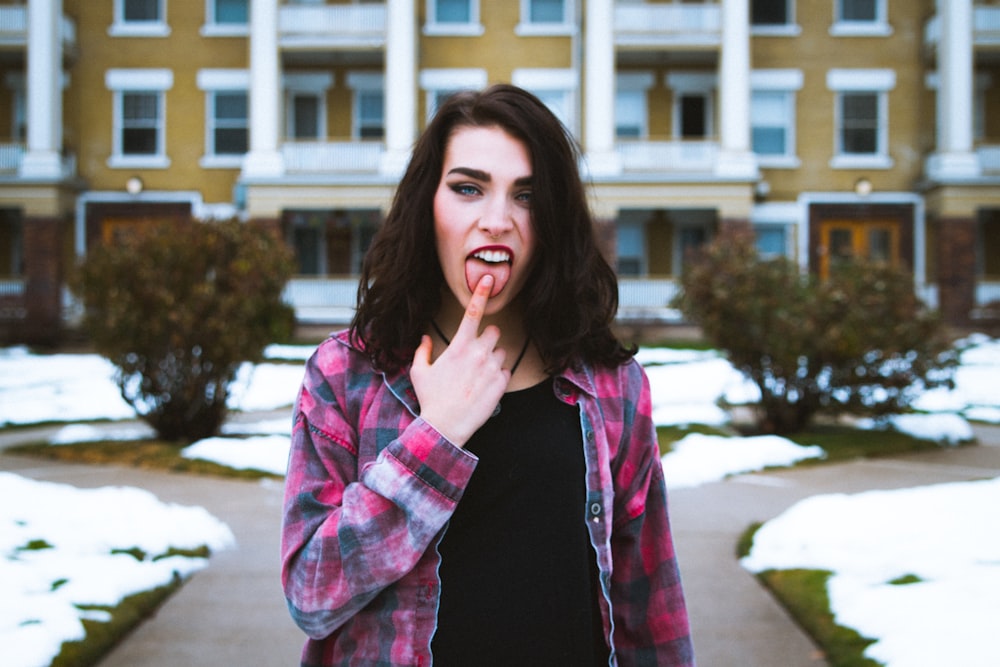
[491,403,502,418]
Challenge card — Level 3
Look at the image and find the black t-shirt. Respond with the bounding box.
[431,379,609,666]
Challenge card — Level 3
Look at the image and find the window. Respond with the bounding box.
[666,72,716,140]
[348,73,385,140]
[517,0,574,35]
[615,73,653,139]
[426,0,482,35]
[827,69,894,168]
[106,69,173,168]
[204,0,248,36]
[832,0,889,36]
[421,69,488,121]
[754,226,787,259]
[751,0,794,28]
[111,0,169,37]
[284,73,334,140]
[750,69,802,167]
[617,220,644,276]
[197,70,249,167]
[512,69,578,135]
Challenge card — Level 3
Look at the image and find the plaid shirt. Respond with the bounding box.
[282,331,694,666]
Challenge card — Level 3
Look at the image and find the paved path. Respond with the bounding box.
[3,422,999,666]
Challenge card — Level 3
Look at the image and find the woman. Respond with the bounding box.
[282,85,694,666]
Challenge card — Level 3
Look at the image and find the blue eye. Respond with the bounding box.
[451,183,480,196]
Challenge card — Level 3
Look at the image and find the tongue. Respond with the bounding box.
[465,258,511,298]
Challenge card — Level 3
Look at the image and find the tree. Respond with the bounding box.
[71,218,296,442]
[672,228,958,434]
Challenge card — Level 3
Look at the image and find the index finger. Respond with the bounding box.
[455,274,494,340]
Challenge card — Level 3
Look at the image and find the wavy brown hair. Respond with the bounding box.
[351,84,633,374]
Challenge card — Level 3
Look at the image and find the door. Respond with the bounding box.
[818,219,899,279]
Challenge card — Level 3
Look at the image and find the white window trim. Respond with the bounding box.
[197,70,250,168]
[751,69,803,168]
[827,69,896,92]
[420,69,488,120]
[616,72,655,140]
[515,0,577,37]
[830,0,891,37]
[424,0,484,37]
[511,68,578,134]
[109,0,170,38]
[105,68,172,168]
[751,202,800,259]
[750,0,801,37]
[348,72,386,141]
[202,0,249,37]
[830,90,893,170]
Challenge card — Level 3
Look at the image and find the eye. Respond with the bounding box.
[450,183,481,197]
[515,190,532,205]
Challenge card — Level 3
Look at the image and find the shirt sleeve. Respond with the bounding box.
[280,341,477,640]
[609,361,695,666]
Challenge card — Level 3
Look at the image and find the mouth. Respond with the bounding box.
[465,245,514,297]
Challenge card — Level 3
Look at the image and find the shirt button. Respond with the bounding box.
[586,430,595,442]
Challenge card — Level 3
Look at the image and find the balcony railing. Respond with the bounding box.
[0,144,76,178]
[0,6,76,49]
[617,141,719,174]
[925,5,1000,49]
[979,145,1000,175]
[615,2,721,48]
[282,141,383,174]
[279,3,386,49]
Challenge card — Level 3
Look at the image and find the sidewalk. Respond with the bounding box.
[2,423,999,666]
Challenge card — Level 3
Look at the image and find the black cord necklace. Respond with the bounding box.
[430,320,531,417]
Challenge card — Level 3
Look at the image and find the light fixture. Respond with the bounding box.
[125,175,143,195]
[854,177,872,197]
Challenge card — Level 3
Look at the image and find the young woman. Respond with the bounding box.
[282,85,694,666]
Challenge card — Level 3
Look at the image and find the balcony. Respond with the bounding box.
[0,143,76,179]
[279,2,386,50]
[616,140,719,175]
[0,6,76,51]
[281,141,384,175]
[614,2,721,50]
[925,5,1000,52]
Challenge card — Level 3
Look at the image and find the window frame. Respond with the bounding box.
[615,72,654,140]
[831,0,891,37]
[202,0,249,37]
[750,69,803,168]
[106,69,173,169]
[197,69,250,168]
[347,72,386,141]
[420,69,488,122]
[666,72,716,141]
[827,69,895,169]
[424,0,484,37]
[511,69,578,136]
[110,0,170,38]
[283,72,334,141]
[750,0,800,37]
[516,0,576,36]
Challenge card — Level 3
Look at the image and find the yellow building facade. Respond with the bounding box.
[1,0,998,342]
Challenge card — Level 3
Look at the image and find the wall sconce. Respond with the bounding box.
[854,177,872,197]
[125,176,144,195]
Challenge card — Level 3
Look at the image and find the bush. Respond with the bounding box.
[71,218,295,442]
[672,228,958,434]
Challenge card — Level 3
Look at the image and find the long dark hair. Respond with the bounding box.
[351,84,633,374]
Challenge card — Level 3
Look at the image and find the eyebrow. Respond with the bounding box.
[447,167,532,187]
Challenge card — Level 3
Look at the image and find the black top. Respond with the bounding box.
[431,379,609,666]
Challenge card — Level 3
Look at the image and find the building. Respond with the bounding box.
[1,0,998,344]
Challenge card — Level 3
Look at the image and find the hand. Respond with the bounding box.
[411,275,510,447]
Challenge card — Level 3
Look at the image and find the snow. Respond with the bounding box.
[1,334,998,667]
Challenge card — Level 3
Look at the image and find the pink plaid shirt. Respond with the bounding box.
[281,331,694,666]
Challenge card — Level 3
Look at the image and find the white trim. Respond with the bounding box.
[197,69,250,90]
[347,72,385,90]
[419,68,488,91]
[424,0,483,36]
[75,190,207,256]
[827,69,896,91]
[511,68,577,90]
[617,72,655,91]
[830,0,891,37]
[105,69,174,91]
[202,0,249,37]
[515,0,576,36]
[750,69,803,91]
[109,0,170,37]
[666,72,717,92]
[283,72,335,92]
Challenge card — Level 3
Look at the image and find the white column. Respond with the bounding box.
[930,0,979,179]
[715,0,757,178]
[20,0,63,179]
[243,0,284,178]
[583,0,620,176]
[380,0,416,176]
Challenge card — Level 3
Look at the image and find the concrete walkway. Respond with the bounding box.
[3,422,999,666]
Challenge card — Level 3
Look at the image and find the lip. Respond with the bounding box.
[466,245,515,265]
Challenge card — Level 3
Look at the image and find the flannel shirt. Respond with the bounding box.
[281,331,694,666]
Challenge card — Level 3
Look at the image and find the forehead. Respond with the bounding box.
[442,125,532,175]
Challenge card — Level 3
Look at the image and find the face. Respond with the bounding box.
[433,125,536,317]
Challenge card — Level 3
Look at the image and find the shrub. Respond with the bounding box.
[672,228,958,434]
[71,218,295,442]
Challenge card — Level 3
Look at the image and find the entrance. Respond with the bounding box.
[818,219,900,279]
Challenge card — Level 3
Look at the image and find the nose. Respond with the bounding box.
[478,195,514,239]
